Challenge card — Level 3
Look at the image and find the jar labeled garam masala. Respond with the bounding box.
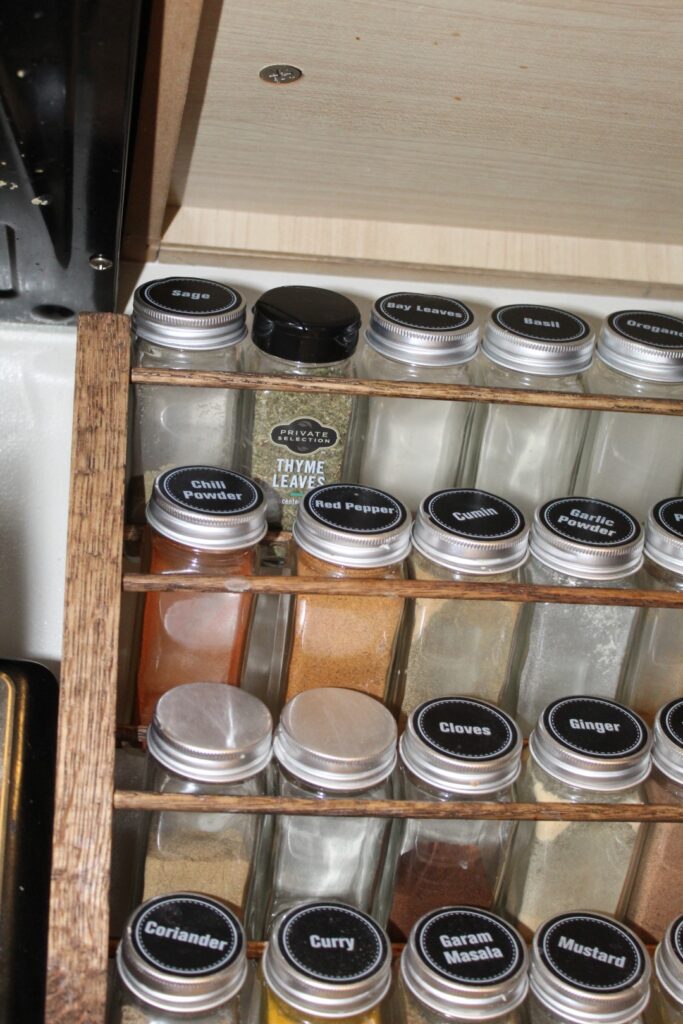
[135,467,267,725]
[395,907,529,1024]
[242,286,361,530]
[285,483,411,703]
[386,698,522,941]
[496,696,651,940]
[650,915,683,1024]
[528,912,650,1024]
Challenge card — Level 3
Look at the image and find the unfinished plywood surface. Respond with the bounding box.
[169,0,683,246]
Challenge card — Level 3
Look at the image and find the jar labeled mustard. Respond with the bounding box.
[649,915,683,1024]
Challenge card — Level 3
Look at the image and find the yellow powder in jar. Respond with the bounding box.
[266,990,380,1024]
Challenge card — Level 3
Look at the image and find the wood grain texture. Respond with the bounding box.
[46,315,131,1023]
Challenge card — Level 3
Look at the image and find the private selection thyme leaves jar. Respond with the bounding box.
[350,292,480,512]
[129,277,248,523]
[395,907,529,1024]
[242,286,361,530]
[650,915,683,1024]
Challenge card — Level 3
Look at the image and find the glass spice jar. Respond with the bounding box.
[241,285,361,530]
[135,467,267,725]
[626,699,683,943]
[284,483,411,704]
[464,304,594,520]
[260,901,392,1023]
[528,912,651,1024]
[648,915,683,1024]
[128,277,248,524]
[394,906,529,1024]
[502,496,644,735]
[618,498,683,723]
[496,696,651,940]
[350,291,480,513]
[141,683,272,925]
[398,488,529,725]
[258,688,397,937]
[385,697,522,941]
[574,310,683,523]
[109,892,252,1023]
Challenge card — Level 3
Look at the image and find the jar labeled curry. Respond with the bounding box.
[285,483,411,703]
[386,697,522,941]
[129,277,247,523]
[528,912,650,1024]
[261,901,392,1023]
[399,488,529,723]
[395,907,529,1023]
[135,467,267,725]
[496,697,651,940]
[141,683,272,925]
[649,915,683,1024]
[242,286,361,529]
[351,292,480,512]
[110,893,251,1023]
[259,688,397,936]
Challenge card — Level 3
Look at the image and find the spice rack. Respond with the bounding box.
[44,311,683,1022]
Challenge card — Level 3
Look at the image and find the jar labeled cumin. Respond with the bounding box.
[386,698,522,941]
[394,907,529,1023]
[285,483,411,703]
[650,916,683,1024]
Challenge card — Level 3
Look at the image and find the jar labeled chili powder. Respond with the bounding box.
[651,915,683,1024]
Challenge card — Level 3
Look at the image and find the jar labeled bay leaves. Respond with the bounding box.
[649,916,683,1024]
[242,286,361,529]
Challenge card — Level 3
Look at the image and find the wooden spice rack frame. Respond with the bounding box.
[46,313,683,1022]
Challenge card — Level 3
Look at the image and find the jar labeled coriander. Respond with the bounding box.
[351,292,480,512]
[496,697,651,939]
[242,286,361,529]
[141,684,272,926]
[575,310,683,523]
[649,916,683,1024]
[261,902,392,1023]
[529,912,650,1024]
[465,305,593,519]
[399,488,529,723]
[129,277,247,523]
[110,893,252,1023]
[386,698,522,941]
[394,907,529,1024]
[503,496,643,734]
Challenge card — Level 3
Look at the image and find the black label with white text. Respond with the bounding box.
[377,292,474,333]
[539,913,645,991]
[544,697,648,759]
[131,895,242,975]
[158,466,262,516]
[413,697,519,762]
[142,278,241,316]
[304,484,407,534]
[416,908,524,985]
[653,497,683,540]
[278,903,388,982]
[493,305,590,343]
[608,310,683,349]
[425,489,525,540]
[540,497,639,548]
[660,699,683,750]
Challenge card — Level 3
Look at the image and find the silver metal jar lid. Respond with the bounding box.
[483,304,593,375]
[655,915,683,1008]
[133,277,247,349]
[413,489,529,574]
[401,907,529,1020]
[645,498,683,575]
[597,310,683,382]
[531,912,650,1024]
[529,696,651,792]
[117,893,247,1014]
[531,497,643,580]
[263,902,392,1019]
[292,483,411,568]
[400,698,522,795]
[652,699,683,785]
[147,683,273,783]
[146,466,267,551]
[273,688,397,792]
[365,292,480,366]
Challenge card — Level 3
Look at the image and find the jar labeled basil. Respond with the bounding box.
[399,489,529,723]
[110,893,252,1022]
[503,496,643,734]
[129,277,247,523]
[575,310,683,523]
[619,498,683,723]
[351,292,480,512]
[242,286,361,529]
[141,684,272,925]
[496,697,651,940]
[649,916,683,1024]
[529,912,650,1024]
[261,902,392,1023]
[465,305,593,519]
[259,688,397,937]
[395,907,529,1024]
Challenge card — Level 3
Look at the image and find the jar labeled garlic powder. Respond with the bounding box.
[649,916,683,1024]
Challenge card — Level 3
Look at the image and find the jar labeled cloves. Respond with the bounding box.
[649,915,683,1024]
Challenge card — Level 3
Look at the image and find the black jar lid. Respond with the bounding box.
[251,286,361,364]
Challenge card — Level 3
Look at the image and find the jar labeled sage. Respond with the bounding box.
[649,916,683,1024]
